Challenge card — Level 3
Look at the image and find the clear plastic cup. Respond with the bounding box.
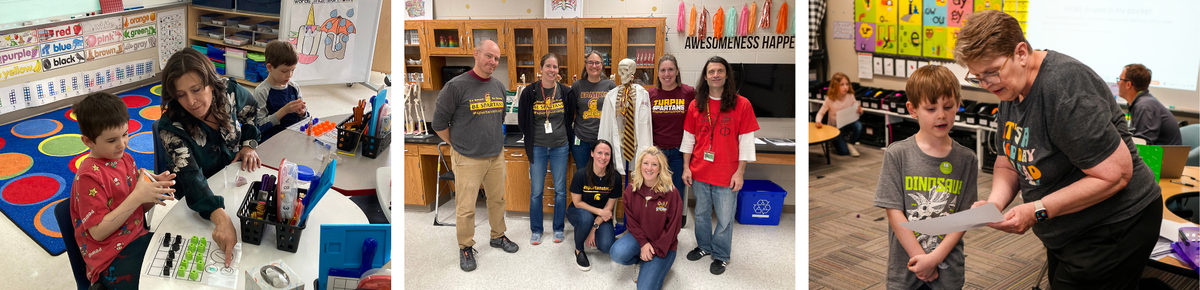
[224,162,242,188]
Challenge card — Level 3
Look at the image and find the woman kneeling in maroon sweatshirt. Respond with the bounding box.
[609,146,683,290]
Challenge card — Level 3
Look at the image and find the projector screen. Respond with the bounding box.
[1026,0,1200,91]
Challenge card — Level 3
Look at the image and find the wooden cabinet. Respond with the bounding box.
[503,148,531,212]
[403,144,428,205]
[403,21,442,90]
[575,19,621,83]
[464,20,506,56]
[616,18,666,89]
[424,21,467,55]
[539,20,579,87]
[505,21,540,92]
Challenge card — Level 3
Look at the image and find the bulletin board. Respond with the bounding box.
[854,0,1027,61]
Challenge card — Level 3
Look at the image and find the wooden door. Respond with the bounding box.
[503,148,532,212]
[403,145,426,205]
[617,18,666,89]
[539,20,578,87]
[575,19,621,83]
[505,21,540,91]
[463,20,506,56]
[402,21,434,90]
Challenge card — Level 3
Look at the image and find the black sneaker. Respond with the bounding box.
[710,259,728,275]
[575,250,591,271]
[459,246,478,272]
[686,247,710,261]
[490,235,519,253]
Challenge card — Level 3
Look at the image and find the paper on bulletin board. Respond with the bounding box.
[82,16,123,35]
[876,24,897,54]
[922,26,947,58]
[898,0,922,25]
[0,59,42,81]
[832,21,855,39]
[906,60,918,77]
[878,56,888,74]
[858,53,874,79]
[897,24,922,57]
[855,22,875,52]
[976,0,1002,12]
[884,58,896,76]
[878,0,898,24]
[918,61,929,70]
[545,0,582,19]
[0,30,38,50]
[157,8,186,70]
[855,0,874,23]
[900,202,1005,236]
[946,26,961,59]
[924,0,948,26]
[948,0,973,27]
[1,84,28,113]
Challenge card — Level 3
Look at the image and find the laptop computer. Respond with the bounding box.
[1160,145,1191,179]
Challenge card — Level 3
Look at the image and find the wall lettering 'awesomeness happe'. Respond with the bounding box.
[0,45,41,66]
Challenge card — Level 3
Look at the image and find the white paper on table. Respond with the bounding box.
[900,202,1005,236]
[858,53,874,80]
[836,101,861,129]
[1160,219,1190,242]
[873,57,883,75]
[1150,237,1175,259]
[206,242,242,289]
[754,138,767,145]
[763,138,795,146]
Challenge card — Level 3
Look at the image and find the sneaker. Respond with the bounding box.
[848,144,861,157]
[710,259,727,275]
[575,250,591,271]
[490,235,519,253]
[531,232,543,245]
[686,247,709,261]
[553,231,565,243]
[459,246,478,272]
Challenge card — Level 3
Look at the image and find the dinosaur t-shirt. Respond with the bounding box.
[873,136,978,290]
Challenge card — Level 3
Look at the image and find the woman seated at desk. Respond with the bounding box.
[153,48,264,266]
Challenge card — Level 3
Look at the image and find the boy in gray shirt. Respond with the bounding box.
[874,65,978,290]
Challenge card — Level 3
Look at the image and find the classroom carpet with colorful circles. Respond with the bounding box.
[0,83,163,256]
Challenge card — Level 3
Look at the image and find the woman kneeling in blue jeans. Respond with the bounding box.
[566,140,620,271]
[610,146,683,290]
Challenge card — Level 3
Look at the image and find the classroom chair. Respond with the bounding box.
[434,142,455,226]
[1181,124,1199,166]
[54,199,92,290]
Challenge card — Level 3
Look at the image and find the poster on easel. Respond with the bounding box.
[283,0,381,86]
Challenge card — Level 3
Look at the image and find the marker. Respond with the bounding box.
[125,6,144,11]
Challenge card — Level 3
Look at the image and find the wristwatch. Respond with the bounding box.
[242,140,259,150]
[1033,200,1049,223]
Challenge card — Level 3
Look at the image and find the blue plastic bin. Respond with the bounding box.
[735,180,787,225]
[238,0,281,15]
[193,0,234,9]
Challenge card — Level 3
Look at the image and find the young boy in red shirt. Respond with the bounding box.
[70,92,176,289]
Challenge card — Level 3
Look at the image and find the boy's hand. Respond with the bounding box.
[151,171,176,182]
[132,177,175,206]
[907,254,941,282]
[971,200,1001,211]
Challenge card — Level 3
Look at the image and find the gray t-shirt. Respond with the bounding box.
[994,50,1160,248]
[571,78,616,143]
[431,71,507,158]
[532,84,568,148]
[874,137,978,290]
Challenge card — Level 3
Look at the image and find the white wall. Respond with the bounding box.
[410,0,800,206]
[822,0,1200,114]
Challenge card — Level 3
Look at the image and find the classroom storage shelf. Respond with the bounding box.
[188,5,281,88]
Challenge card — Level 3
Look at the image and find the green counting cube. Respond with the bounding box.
[176,265,187,277]
[189,268,199,281]
[187,242,196,252]
[196,258,205,269]
[190,236,199,244]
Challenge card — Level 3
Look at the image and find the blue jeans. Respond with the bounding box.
[530,145,569,234]
[570,139,594,170]
[693,180,736,261]
[833,120,863,155]
[610,234,677,290]
[661,147,686,200]
[566,206,615,252]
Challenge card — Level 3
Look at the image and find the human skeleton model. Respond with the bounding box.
[597,59,653,173]
[404,82,427,135]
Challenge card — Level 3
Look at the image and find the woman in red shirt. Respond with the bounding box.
[609,146,682,290]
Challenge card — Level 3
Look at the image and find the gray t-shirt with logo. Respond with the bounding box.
[994,50,1160,249]
[571,78,616,144]
[874,137,978,290]
[532,84,568,148]
[431,72,507,158]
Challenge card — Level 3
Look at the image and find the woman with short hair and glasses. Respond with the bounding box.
[956,10,1162,289]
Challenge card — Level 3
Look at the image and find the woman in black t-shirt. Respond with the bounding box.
[566,140,620,271]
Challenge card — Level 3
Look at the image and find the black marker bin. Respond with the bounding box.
[237,181,308,253]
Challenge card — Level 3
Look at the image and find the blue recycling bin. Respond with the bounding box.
[735,180,787,225]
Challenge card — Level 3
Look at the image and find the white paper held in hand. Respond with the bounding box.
[835,101,861,129]
[899,202,1005,236]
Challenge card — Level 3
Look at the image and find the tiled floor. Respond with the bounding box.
[2,73,386,289]
[403,197,798,289]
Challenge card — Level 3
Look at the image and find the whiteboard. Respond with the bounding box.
[280,0,382,86]
[0,0,181,27]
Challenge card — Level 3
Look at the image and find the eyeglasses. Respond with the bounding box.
[965,54,1011,87]
[586,61,602,66]
[1115,77,1128,83]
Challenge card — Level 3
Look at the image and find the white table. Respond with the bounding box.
[258,114,391,196]
[139,166,368,289]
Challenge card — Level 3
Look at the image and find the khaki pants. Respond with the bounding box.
[451,150,507,248]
